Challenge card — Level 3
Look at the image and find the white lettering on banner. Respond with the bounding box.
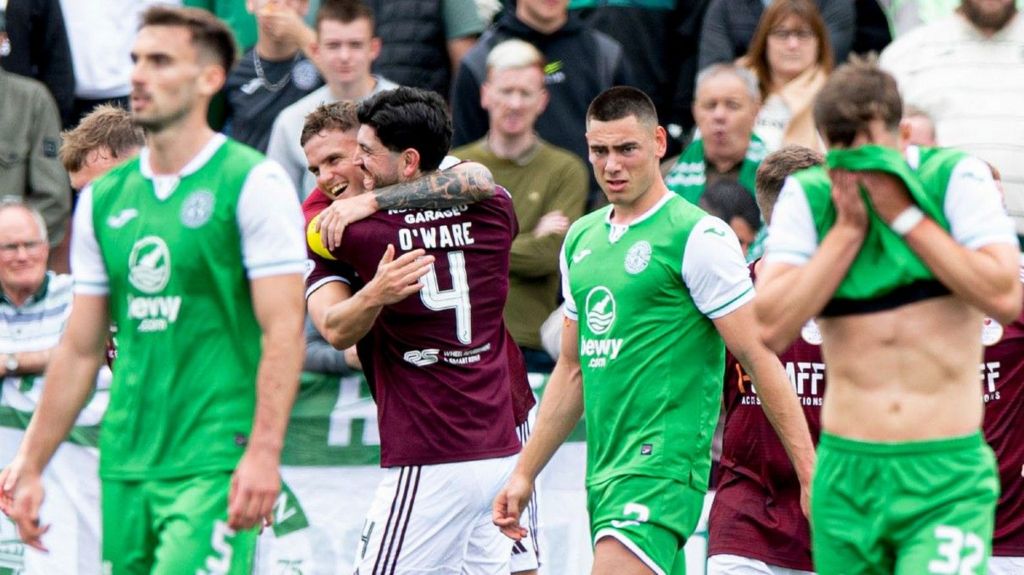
[328,376,380,447]
[273,492,298,526]
[397,222,475,251]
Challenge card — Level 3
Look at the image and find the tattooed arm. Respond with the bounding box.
[316,162,496,250]
[375,161,495,210]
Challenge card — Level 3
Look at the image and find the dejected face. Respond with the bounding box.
[693,73,760,169]
[482,65,548,138]
[586,114,667,208]
[315,17,379,88]
[766,14,820,85]
[0,208,48,304]
[355,124,403,190]
[130,25,220,133]
[303,127,364,199]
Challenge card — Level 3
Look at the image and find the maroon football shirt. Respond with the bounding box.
[303,186,523,466]
[708,262,824,572]
[982,272,1024,557]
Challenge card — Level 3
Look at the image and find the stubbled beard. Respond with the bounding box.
[961,0,1017,32]
[132,102,190,133]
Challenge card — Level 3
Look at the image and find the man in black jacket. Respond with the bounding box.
[0,0,75,128]
[450,0,632,206]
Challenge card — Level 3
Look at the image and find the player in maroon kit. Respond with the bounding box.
[978,159,1024,573]
[708,146,825,575]
[984,265,1024,575]
[303,89,527,573]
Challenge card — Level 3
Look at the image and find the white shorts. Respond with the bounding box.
[353,454,516,575]
[511,419,540,573]
[989,556,1024,575]
[707,554,816,575]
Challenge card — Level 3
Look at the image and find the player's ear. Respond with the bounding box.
[197,62,227,97]
[654,125,667,160]
[400,148,421,178]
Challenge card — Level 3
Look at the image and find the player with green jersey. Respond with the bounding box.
[0,7,307,574]
[756,59,1021,575]
[493,87,815,575]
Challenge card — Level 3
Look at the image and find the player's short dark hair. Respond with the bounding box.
[357,87,452,172]
[755,145,824,224]
[587,86,659,128]
[300,101,360,147]
[316,0,375,34]
[140,5,237,73]
[699,180,762,234]
[813,55,902,147]
[60,104,146,173]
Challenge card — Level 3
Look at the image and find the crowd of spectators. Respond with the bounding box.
[2,0,1023,374]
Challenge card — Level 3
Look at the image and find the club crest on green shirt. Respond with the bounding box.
[624,240,652,274]
[180,189,216,228]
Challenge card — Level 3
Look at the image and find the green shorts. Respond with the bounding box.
[588,474,705,575]
[812,432,999,575]
[101,471,258,575]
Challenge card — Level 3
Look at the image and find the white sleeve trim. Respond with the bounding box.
[304,275,351,301]
[763,177,818,266]
[682,216,756,319]
[70,185,110,295]
[560,241,578,320]
[237,160,308,279]
[944,156,1019,250]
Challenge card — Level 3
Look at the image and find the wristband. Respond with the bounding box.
[890,206,924,236]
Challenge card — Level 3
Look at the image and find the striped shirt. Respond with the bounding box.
[1,272,73,398]
[880,13,1024,236]
[1,272,73,355]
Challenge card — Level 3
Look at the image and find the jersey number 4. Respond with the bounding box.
[420,251,473,344]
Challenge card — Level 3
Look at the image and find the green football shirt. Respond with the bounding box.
[764,146,1016,303]
[73,134,306,480]
[560,192,754,490]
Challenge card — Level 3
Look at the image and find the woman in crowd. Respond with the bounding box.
[742,0,833,152]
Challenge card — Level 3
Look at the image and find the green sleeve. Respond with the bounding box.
[442,0,487,39]
[183,0,258,51]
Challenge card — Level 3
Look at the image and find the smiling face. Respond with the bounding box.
[355,124,403,190]
[0,207,48,304]
[766,14,820,85]
[314,17,379,88]
[482,65,548,139]
[586,114,666,209]
[303,127,364,199]
[130,25,219,133]
[693,73,760,169]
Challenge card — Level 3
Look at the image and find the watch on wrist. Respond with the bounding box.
[3,354,17,375]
